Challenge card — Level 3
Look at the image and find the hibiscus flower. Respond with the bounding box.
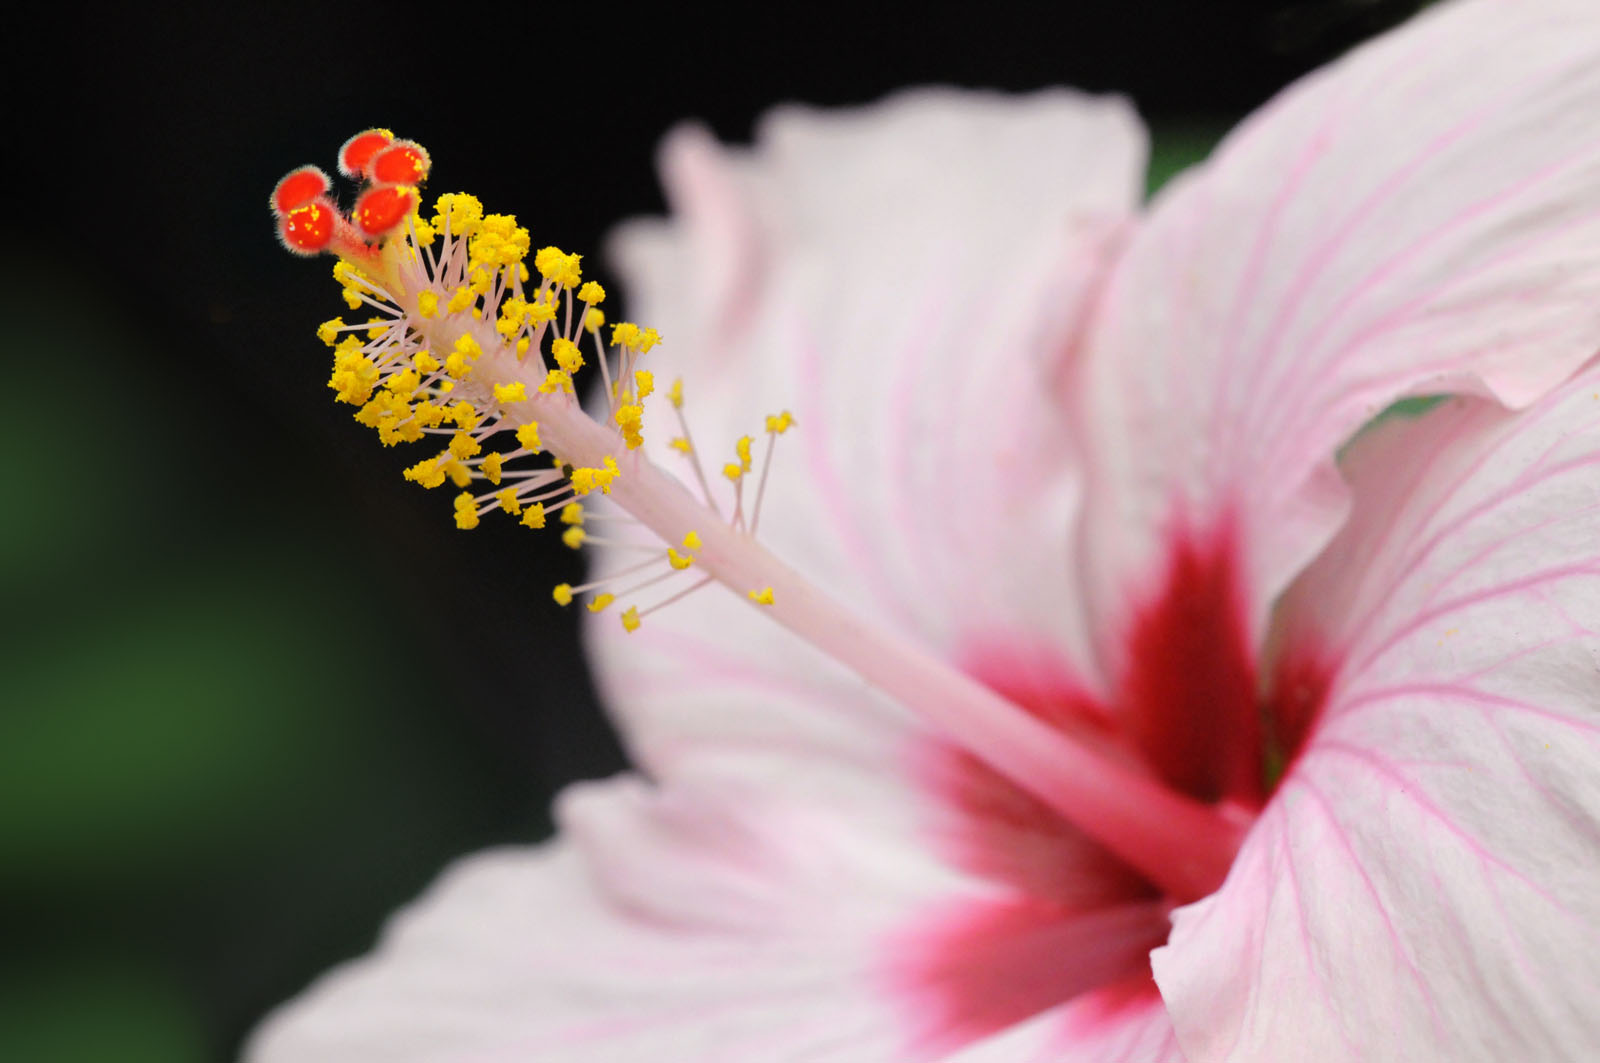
[250,1,1600,1059]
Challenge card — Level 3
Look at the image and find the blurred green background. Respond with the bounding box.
[3,1,1427,1059]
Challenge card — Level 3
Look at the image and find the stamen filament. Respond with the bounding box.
[564,554,663,595]
[636,575,714,618]
[750,431,778,535]
[673,422,721,517]
[592,324,614,415]
[578,535,666,553]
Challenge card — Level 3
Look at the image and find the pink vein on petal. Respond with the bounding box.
[794,323,920,629]
[1349,561,1600,678]
[610,627,862,710]
[885,272,962,607]
[1264,200,1600,449]
[1339,431,1600,645]
[1313,739,1591,920]
[1288,141,1600,392]
[1207,114,1339,462]
[1275,809,1363,1057]
[1332,682,1600,740]
[1292,776,1446,1037]
[1243,56,1545,427]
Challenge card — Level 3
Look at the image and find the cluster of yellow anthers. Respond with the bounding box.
[273,130,795,632]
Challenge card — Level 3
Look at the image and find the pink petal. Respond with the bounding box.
[936,990,1184,1063]
[1153,363,1600,1060]
[249,767,1177,1062]
[595,88,1146,777]
[247,772,969,1062]
[1075,0,1600,672]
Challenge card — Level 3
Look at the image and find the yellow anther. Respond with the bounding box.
[328,353,379,405]
[494,381,527,404]
[723,463,743,482]
[534,246,582,288]
[748,587,775,606]
[403,456,447,489]
[414,350,440,374]
[765,410,796,434]
[444,460,472,488]
[495,487,521,515]
[522,502,547,529]
[354,389,403,429]
[560,502,584,525]
[682,531,702,550]
[332,260,373,289]
[669,437,692,454]
[417,291,439,318]
[365,317,389,339]
[378,418,423,446]
[552,338,583,375]
[481,451,504,485]
[570,456,620,496]
[449,430,481,460]
[634,369,654,399]
[446,334,482,380]
[637,327,661,353]
[667,547,693,570]
[515,422,543,452]
[496,296,529,337]
[584,308,605,332]
[453,492,480,530]
[668,377,684,409]
[538,369,573,394]
[736,435,753,472]
[446,287,474,314]
[469,215,531,270]
[615,404,644,450]
[552,583,573,606]
[317,318,344,345]
[621,606,641,633]
[578,281,606,305]
[526,297,557,325]
[610,322,641,350]
[384,368,420,398]
[562,525,587,549]
[516,337,531,357]
[432,192,484,236]
[448,402,481,430]
[586,593,615,613]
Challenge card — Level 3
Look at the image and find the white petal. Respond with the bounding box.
[595,88,1146,776]
[1153,363,1600,1060]
[1076,0,1600,669]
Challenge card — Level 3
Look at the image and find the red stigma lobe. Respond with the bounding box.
[272,165,331,213]
[370,141,431,185]
[339,128,395,179]
[354,185,417,237]
[278,199,337,255]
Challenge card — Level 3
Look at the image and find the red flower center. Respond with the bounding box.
[896,524,1336,1051]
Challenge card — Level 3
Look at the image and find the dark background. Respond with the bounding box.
[3,1,1425,1058]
